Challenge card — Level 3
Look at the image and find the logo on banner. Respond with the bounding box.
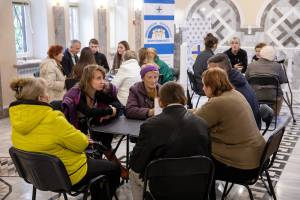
[187,42,203,67]
[145,22,172,43]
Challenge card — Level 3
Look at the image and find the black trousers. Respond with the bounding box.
[210,157,259,200]
[72,158,120,200]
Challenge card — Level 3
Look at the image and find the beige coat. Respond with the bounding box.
[40,58,66,101]
[195,90,265,170]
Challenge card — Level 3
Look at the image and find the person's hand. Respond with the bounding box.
[234,63,242,68]
[99,115,111,123]
[88,139,94,144]
[148,108,155,117]
[110,105,117,117]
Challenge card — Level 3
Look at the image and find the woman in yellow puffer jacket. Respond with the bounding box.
[9,77,120,200]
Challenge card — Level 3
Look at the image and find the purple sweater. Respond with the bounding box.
[125,82,160,120]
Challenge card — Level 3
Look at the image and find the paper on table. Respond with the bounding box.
[154,97,162,115]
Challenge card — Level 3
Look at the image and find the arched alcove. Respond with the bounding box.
[260,0,300,48]
[185,0,242,45]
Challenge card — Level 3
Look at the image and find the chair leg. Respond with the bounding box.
[221,182,229,200]
[225,183,234,197]
[195,96,201,108]
[244,185,254,200]
[63,193,68,200]
[265,170,277,200]
[32,186,36,200]
[105,182,111,199]
[260,174,272,195]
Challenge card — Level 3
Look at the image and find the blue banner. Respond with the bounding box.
[143,0,175,67]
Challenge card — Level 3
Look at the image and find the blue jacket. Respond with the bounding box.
[229,69,261,129]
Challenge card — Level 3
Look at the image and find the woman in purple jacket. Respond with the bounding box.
[125,64,160,119]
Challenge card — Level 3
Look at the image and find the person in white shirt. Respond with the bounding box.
[111,50,141,105]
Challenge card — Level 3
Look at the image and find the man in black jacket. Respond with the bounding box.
[224,37,248,73]
[61,39,81,77]
[89,38,110,72]
[129,82,210,200]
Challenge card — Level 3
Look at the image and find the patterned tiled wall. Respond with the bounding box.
[177,0,300,96]
[183,0,300,48]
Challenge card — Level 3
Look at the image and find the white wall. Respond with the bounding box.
[31,0,50,59]
[78,0,96,46]
[115,0,129,46]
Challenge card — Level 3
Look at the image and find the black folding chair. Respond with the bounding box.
[143,156,214,200]
[187,70,204,108]
[248,74,280,130]
[9,147,110,200]
[220,122,286,200]
[259,104,274,135]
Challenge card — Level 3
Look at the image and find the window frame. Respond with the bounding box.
[69,4,80,40]
[12,1,33,58]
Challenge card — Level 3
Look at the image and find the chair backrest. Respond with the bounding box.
[259,104,274,135]
[144,156,214,200]
[259,124,285,173]
[187,70,204,95]
[9,147,72,192]
[65,78,79,90]
[247,74,280,103]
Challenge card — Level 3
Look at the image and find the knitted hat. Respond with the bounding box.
[140,64,159,78]
[260,46,276,61]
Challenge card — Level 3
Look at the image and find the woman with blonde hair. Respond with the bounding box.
[194,67,265,199]
[9,77,120,200]
[40,45,66,101]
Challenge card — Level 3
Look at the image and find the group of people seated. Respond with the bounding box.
[193,33,288,116]
[8,34,288,200]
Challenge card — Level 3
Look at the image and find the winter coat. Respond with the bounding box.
[40,58,66,102]
[111,59,141,105]
[9,100,89,185]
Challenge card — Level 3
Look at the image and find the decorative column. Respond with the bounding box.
[52,5,66,47]
[0,0,17,118]
[134,10,142,51]
[98,8,108,56]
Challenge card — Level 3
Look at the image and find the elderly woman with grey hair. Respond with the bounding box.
[111,50,141,105]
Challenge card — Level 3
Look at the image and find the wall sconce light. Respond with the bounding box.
[134,0,143,11]
[96,0,108,9]
[52,0,63,7]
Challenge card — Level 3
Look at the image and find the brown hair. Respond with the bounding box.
[159,82,187,107]
[207,53,232,73]
[204,33,218,49]
[255,42,267,50]
[112,41,130,70]
[89,38,99,45]
[72,47,96,79]
[10,77,47,100]
[202,68,234,97]
[47,45,63,59]
[79,64,106,94]
[138,47,148,66]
